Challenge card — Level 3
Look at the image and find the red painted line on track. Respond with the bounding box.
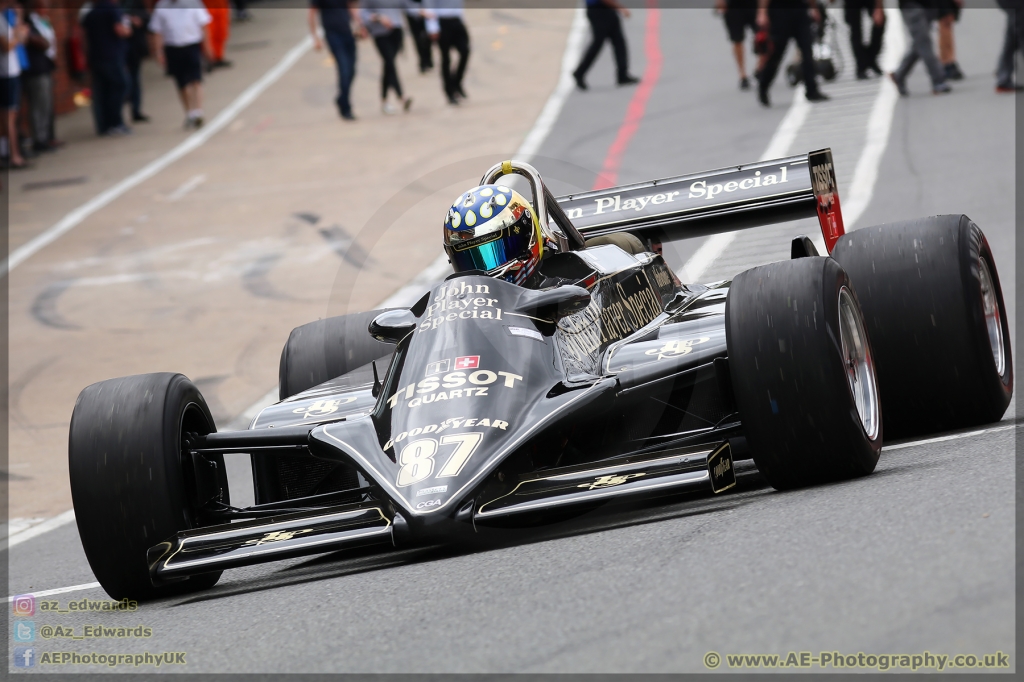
[591,2,663,191]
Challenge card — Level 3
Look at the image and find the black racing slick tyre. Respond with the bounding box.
[831,215,1013,439]
[278,310,395,400]
[726,257,882,490]
[69,373,228,600]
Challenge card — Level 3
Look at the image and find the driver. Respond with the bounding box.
[443,184,547,287]
[443,184,648,288]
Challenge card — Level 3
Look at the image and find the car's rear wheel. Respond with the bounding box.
[69,373,228,600]
[831,215,1013,439]
[726,257,882,489]
[278,310,395,400]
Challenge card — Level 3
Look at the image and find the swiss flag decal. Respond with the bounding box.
[454,355,480,370]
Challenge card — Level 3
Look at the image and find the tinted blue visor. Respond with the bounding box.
[447,226,534,274]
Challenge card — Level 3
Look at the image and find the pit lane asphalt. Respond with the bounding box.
[7,8,1016,673]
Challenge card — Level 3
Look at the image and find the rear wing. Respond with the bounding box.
[555,148,845,254]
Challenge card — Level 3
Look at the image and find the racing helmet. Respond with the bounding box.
[443,184,543,285]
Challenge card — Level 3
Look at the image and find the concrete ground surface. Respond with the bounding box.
[6,6,576,521]
[4,5,1018,674]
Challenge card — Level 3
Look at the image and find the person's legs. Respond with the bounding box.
[793,9,824,97]
[757,11,793,101]
[866,8,886,72]
[574,6,612,82]
[450,18,470,96]
[374,32,402,102]
[407,12,432,71]
[5,108,21,162]
[894,7,925,81]
[913,9,946,86]
[438,20,456,100]
[938,14,954,65]
[166,46,190,115]
[169,44,205,125]
[436,18,460,100]
[89,67,108,134]
[39,74,53,144]
[724,10,748,79]
[25,74,49,147]
[93,63,126,133]
[111,63,128,128]
[391,28,407,101]
[0,76,23,162]
[606,7,630,81]
[126,54,143,119]
[996,9,1015,87]
[732,42,746,79]
[209,8,230,64]
[325,28,356,117]
[845,1,868,74]
[191,81,203,112]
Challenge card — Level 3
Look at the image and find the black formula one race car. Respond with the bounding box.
[69,149,1013,599]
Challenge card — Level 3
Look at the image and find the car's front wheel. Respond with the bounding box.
[726,257,882,489]
[69,373,227,600]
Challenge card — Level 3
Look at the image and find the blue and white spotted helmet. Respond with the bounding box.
[442,184,543,285]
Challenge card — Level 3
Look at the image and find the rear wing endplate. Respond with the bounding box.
[555,148,845,253]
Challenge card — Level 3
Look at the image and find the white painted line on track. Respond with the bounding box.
[8,582,103,602]
[681,8,906,281]
[166,174,208,202]
[883,423,1016,452]
[681,85,809,281]
[8,11,595,554]
[3,510,76,550]
[1,36,315,278]
[516,8,588,162]
[16,422,1015,601]
[225,5,588,423]
[841,8,905,229]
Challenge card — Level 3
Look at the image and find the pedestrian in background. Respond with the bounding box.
[149,0,211,129]
[309,0,361,120]
[889,0,950,96]
[82,0,132,136]
[231,0,250,22]
[0,0,27,165]
[573,0,638,90]
[204,0,232,69]
[425,0,469,105]
[755,0,829,106]
[122,0,150,122]
[716,0,763,90]
[845,0,885,79]
[361,0,412,114]
[23,0,61,151]
[937,0,963,80]
[995,0,1023,92]
[406,0,432,73]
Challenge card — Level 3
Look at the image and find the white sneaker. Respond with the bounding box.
[382,102,398,115]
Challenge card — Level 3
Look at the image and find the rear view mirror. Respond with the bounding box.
[368,309,417,344]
